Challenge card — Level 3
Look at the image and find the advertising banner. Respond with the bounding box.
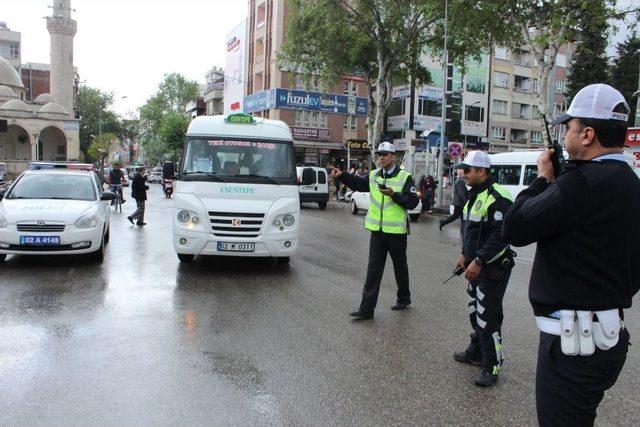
[224,20,247,114]
[626,127,640,147]
[291,127,331,141]
[274,88,368,116]
[244,89,277,113]
[345,139,371,151]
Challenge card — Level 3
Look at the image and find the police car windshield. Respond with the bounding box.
[182,138,296,184]
[6,173,96,201]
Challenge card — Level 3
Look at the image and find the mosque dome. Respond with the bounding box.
[34,93,54,104]
[0,56,24,90]
[0,85,18,99]
[0,98,31,113]
[38,101,69,115]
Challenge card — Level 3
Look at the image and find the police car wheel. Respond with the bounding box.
[409,213,420,222]
[351,200,358,214]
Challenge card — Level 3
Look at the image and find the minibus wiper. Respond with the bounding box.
[236,174,280,185]
[182,172,225,182]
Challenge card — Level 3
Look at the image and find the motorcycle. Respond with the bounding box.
[162,178,174,198]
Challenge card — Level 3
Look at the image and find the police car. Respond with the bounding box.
[350,191,422,221]
[0,169,115,263]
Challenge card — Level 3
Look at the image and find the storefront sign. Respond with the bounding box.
[291,127,331,141]
[461,120,486,137]
[392,85,411,99]
[417,86,444,101]
[387,115,408,131]
[626,127,640,147]
[345,139,370,150]
[244,89,276,112]
[343,74,366,83]
[244,88,368,116]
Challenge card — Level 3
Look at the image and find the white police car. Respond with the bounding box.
[0,169,115,263]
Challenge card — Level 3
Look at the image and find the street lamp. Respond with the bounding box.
[436,0,449,208]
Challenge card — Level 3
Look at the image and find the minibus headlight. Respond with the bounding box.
[177,210,191,224]
[282,214,295,227]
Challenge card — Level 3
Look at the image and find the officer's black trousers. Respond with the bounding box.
[536,329,630,427]
[466,270,510,371]
[359,231,410,313]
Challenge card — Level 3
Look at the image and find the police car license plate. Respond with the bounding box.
[217,242,255,252]
[20,236,60,246]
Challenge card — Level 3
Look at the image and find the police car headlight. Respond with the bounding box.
[75,214,98,229]
[282,214,295,227]
[177,210,191,224]
[0,213,7,229]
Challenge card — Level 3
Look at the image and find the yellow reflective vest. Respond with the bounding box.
[364,169,411,234]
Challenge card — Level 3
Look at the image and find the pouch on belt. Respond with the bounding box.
[560,310,579,356]
[593,309,622,350]
[577,310,595,356]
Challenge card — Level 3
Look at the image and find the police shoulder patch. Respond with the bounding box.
[474,200,483,211]
[494,211,503,221]
[409,186,417,193]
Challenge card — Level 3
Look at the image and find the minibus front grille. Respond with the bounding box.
[208,211,265,238]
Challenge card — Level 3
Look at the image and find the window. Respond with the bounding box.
[511,129,528,143]
[417,99,442,117]
[531,131,543,144]
[465,105,485,122]
[514,75,532,92]
[523,165,539,185]
[555,80,565,93]
[493,71,509,88]
[295,74,320,91]
[490,165,522,185]
[318,170,327,184]
[494,47,509,60]
[513,50,532,66]
[532,105,540,119]
[533,78,539,93]
[388,99,406,116]
[343,81,358,96]
[466,76,485,94]
[343,115,356,131]
[493,99,508,115]
[296,111,327,128]
[491,127,506,141]
[9,43,19,58]
[555,53,567,67]
[512,103,530,120]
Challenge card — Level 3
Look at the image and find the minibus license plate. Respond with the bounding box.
[217,242,255,252]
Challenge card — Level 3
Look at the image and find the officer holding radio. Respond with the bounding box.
[502,84,639,426]
[452,150,514,387]
[330,142,419,321]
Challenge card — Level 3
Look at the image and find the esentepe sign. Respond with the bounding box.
[626,127,640,147]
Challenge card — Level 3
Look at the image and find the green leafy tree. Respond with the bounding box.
[77,86,121,160]
[87,132,116,162]
[280,0,505,159]
[139,73,198,162]
[158,111,190,160]
[566,7,610,102]
[609,33,640,126]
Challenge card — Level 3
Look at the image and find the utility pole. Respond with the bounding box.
[436,0,449,208]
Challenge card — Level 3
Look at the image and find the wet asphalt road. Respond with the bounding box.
[1,184,639,426]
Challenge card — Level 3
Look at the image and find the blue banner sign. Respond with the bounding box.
[244,88,368,116]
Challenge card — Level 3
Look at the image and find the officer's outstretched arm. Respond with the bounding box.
[502,174,582,246]
[339,173,370,192]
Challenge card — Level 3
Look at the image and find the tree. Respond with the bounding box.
[87,132,116,162]
[158,111,190,160]
[76,86,121,160]
[566,7,610,102]
[280,0,504,160]
[139,73,198,162]
[609,33,640,126]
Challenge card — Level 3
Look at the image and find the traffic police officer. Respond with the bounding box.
[453,151,514,387]
[330,142,419,321]
[503,84,639,426]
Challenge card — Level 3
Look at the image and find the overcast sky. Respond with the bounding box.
[3,0,247,115]
[3,1,636,117]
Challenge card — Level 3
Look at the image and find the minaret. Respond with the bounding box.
[46,0,76,114]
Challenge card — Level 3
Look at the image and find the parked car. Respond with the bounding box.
[0,162,7,182]
[296,166,329,209]
[147,171,163,183]
[0,169,115,263]
[350,191,422,222]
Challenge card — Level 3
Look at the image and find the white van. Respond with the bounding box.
[296,166,329,209]
[173,114,306,263]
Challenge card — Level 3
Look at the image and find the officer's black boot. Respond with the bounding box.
[454,332,481,365]
[474,369,499,387]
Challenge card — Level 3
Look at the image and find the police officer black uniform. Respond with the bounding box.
[452,151,514,387]
[502,84,639,426]
[330,142,419,321]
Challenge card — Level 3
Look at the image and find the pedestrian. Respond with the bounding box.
[418,175,429,212]
[439,170,469,232]
[452,150,514,387]
[428,175,437,207]
[330,142,419,321]
[502,84,638,426]
[127,167,149,226]
[333,166,342,201]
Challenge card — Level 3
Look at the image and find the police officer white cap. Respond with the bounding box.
[455,150,491,169]
[551,83,630,125]
[375,142,396,154]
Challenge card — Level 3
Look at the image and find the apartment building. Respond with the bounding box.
[244,0,370,167]
[204,67,224,116]
[0,22,21,72]
[488,45,572,152]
